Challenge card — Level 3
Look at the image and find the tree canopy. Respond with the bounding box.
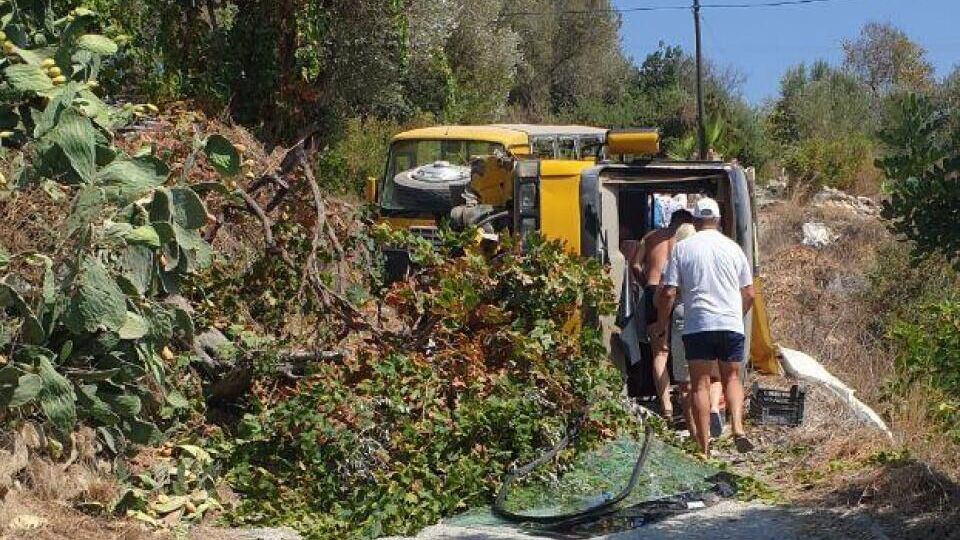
[842,22,935,96]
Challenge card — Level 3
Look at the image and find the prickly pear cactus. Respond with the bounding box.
[0,2,220,448]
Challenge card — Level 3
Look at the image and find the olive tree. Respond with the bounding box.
[842,22,934,96]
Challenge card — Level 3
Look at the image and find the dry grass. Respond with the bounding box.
[0,431,155,540]
[0,423,146,538]
[0,490,159,540]
[846,160,884,198]
[754,195,960,537]
[0,187,71,293]
[759,199,892,400]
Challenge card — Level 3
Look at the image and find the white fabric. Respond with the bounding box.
[779,347,893,439]
[663,194,687,221]
[694,197,721,218]
[662,230,752,335]
[672,193,688,210]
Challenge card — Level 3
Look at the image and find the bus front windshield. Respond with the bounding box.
[381,139,505,211]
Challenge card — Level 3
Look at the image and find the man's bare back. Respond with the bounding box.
[632,228,676,286]
[629,207,695,419]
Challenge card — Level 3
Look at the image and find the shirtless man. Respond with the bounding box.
[631,208,693,418]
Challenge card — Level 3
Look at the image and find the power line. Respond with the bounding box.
[703,0,841,8]
[501,4,688,16]
[500,0,850,17]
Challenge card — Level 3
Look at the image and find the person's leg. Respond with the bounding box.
[679,382,697,440]
[709,362,723,412]
[709,377,724,437]
[718,361,745,436]
[688,360,715,455]
[650,326,672,417]
[710,379,723,412]
[644,285,672,417]
[718,331,748,440]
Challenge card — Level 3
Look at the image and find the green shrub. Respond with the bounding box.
[863,246,960,440]
[782,133,875,192]
[889,300,960,441]
[222,231,632,538]
[875,92,949,186]
[876,92,960,269]
[862,244,958,330]
[313,114,442,196]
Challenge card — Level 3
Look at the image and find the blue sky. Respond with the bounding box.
[612,0,960,103]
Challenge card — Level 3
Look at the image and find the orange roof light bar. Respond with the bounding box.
[606,128,659,156]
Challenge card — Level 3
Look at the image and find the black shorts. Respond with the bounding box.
[682,331,745,362]
[643,285,658,326]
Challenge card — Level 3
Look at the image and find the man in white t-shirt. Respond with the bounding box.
[654,197,756,456]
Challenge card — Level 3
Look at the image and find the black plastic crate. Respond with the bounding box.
[749,384,805,427]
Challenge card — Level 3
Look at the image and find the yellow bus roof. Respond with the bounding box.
[390,124,607,146]
[391,126,530,147]
[489,124,607,136]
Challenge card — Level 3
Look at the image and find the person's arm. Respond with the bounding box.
[741,284,755,315]
[630,237,646,281]
[738,249,755,315]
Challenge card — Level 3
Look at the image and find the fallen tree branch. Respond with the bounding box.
[297,156,379,333]
[204,140,304,243]
[296,157,327,302]
[204,144,385,340]
[281,349,345,363]
[302,157,327,250]
[304,250,381,337]
[246,173,289,195]
[236,188,275,248]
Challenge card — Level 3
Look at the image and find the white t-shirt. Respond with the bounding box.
[662,229,753,335]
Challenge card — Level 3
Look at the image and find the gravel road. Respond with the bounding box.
[382,500,891,540]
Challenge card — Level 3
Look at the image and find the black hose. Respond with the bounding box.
[474,210,510,230]
[492,422,655,525]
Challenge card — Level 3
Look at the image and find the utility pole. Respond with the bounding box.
[692,0,707,160]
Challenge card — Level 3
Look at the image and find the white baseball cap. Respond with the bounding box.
[694,197,721,218]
